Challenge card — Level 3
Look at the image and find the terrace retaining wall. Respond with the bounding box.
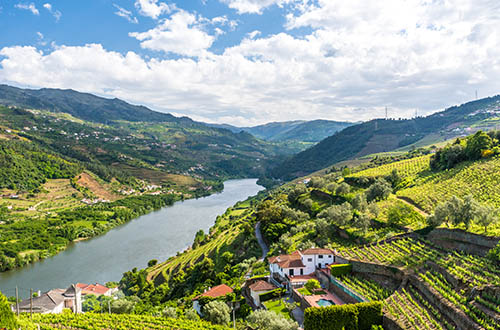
[427,228,499,257]
[408,274,478,330]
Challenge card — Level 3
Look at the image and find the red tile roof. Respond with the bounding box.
[77,283,111,296]
[268,251,305,268]
[300,248,334,255]
[194,284,233,300]
[249,280,276,292]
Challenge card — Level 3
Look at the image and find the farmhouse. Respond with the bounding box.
[17,285,82,314]
[76,283,116,297]
[268,248,335,283]
[248,280,277,306]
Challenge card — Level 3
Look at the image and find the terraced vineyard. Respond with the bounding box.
[21,313,232,330]
[338,237,442,269]
[436,251,500,288]
[384,287,454,330]
[348,155,431,179]
[397,157,500,212]
[419,271,500,330]
[337,274,392,301]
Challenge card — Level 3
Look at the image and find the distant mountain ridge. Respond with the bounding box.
[273,95,500,180]
[210,119,354,143]
[0,84,190,124]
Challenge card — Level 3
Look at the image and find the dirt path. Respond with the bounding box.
[255,221,269,260]
[396,196,429,217]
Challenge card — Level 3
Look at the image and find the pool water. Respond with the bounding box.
[317,299,335,307]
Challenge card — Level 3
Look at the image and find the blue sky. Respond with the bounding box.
[0,0,499,125]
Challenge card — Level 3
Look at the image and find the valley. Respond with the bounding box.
[1,86,499,330]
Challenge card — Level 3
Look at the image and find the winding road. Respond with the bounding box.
[255,221,269,260]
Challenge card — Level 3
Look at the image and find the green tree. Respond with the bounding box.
[354,213,371,233]
[163,306,177,318]
[366,179,392,202]
[0,291,18,330]
[352,193,368,212]
[336,183,350,195]
[247,309,299,330]
[185,308,201,321]
[475,205,499,233]
[465,131,492,160]
[318,202,352,226]
[305,279,321,292]
[203,300,230,325]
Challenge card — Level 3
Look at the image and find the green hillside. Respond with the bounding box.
[274,95,500,180]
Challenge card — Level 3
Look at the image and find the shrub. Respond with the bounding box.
[247,309,299,330]
[184,308,200,321]
[163,306,177,318]
[0,292,18,330]
[203,300,230,325]
[331,263,352,276]
[305,279,321,292]
[304,301,383,330]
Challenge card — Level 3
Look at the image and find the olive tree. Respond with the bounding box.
[203,300,230,325]
[247,309,299,330]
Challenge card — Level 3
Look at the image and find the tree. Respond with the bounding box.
[427,195,480,229]
[352,193,368,212]
[465,131,492,160]
[111,298,135,314]
[0,291,18,330]
[427,202,450,227]
[354,213,371,233]
[305,279,321,292]
[386,169,402,188]
[308,177,325,189]
[148,259,158,267]
[318,202,352,226]
[163,306,177,318]
[475,205,499,233]
[247,309,299,330]
[185,308,200,320]
[288,184,307,204]
[366,179,392,202]
[203,300,230,325]
[336,183,350,195]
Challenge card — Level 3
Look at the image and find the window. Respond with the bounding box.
[308,258,313,262]
[289,269,294,276]
[300,269,304,275]
[328,255,332,258]
[319,255,323,259]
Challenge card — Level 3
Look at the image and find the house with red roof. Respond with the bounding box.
[192,284,234,315]
[248,280,277,306]
[76,283,116,297]
[269,248,335,283]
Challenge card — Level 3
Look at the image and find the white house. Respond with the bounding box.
[269,248,335,280]
[18,285,82,314]
[248,280,276,306]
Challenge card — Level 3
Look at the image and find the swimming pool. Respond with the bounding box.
[317,299,335,307]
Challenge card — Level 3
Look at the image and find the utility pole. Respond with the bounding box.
[74,285,78,314]
[15,286,19,316]
[30,288,33,319]
[108,300,111,314]
[231,301,236,329]
[385,106,388,120]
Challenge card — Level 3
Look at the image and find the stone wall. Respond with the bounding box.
[383,315,404,330]
[427,228,499,257]
[408,275,477,330]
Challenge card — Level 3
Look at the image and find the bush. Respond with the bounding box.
[330,263,352,276]
[366,179,392,202]
[184,308,200,321]
[203,300,230,325]
[304,301,383,330]
[247,309,299,330]
[305,279,321,292]
[0,292,18,330]
[163,306,177,318]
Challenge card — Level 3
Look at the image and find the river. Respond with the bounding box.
[0,179,263,298]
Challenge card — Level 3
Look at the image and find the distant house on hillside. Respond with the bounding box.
[269,248,335,285]
[76,283,116,297]
[18,285,82,314]
[248,280,277,306]
[192,284,233,315]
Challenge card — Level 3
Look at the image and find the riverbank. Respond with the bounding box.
[0,179,263,296]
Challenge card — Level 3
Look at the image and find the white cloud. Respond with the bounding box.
[113,4,138,24]
[134,0,173,19]
[129,10,215,57]
[43,3,61,21]
[247,30,261,39]
[15,3,39,15]
[220,0,295,14]
[1,1,500,125]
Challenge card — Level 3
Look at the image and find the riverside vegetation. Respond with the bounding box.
[2,88,500,329]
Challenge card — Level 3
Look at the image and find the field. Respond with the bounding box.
[20,313,232,330]
[336,274,392,301]
[348,155,431,179]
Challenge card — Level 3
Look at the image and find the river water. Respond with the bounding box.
[0,179,263,298]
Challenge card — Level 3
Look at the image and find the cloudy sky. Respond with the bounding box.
[0,0,499,126]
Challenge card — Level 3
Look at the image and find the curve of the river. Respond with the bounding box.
[0,179,263,298]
